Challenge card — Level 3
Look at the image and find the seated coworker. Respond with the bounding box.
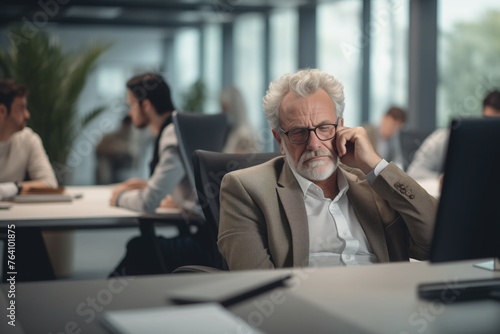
[0,79,58,198]
[110,73,207,275]
[0,79,59,281]
[406,89,500,182]
[218,69,438,270]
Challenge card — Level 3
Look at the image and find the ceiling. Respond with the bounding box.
[0,0,320,29]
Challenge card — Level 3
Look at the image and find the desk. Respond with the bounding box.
[0,186,201,281]
[0,185,187,229]
[1,260,499,334]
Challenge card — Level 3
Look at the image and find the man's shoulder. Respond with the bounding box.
[12,127,41,142]
[226,155,284,181]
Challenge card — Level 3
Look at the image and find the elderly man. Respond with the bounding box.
[218,69,438,270]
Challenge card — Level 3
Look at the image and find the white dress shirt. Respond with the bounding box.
[291,161,389,267]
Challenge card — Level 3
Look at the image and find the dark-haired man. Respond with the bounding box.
[109,73,207,276]
[0,79,59,282]
[0,79,58,199]
[109,73,198,214]
[364,106,407,169]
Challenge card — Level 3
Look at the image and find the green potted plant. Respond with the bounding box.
[0,24,110,183]
[0,25,110,278]
[182,79,206,113]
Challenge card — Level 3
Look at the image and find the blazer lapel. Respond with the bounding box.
[276,162,309,267]
[344,169,390,262]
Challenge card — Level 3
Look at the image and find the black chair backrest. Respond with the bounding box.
[192,149,280,269]
[173,111,230,192]
[399,129,434,171]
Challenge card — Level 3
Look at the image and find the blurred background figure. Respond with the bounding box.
[364,106,407,169]
[219,86,261,153]
[95,115,138,184]
[407,89,500,182]
[0,79,58,197]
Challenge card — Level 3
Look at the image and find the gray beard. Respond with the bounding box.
[282,142,338,181]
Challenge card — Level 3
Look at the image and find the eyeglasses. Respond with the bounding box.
[280,122,339,145]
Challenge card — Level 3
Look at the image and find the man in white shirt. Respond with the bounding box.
[109,73,197,214]
[407,89,500,182]
[0,79,58,199]
[0,79,59,282]
[218,69,438,270]
[109,73,207,276]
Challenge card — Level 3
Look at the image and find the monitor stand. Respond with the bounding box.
[474,258,500,271]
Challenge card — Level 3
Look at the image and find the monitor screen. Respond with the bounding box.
[430,117,500,263]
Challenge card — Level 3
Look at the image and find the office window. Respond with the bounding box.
[437,0,500,126]
[317,0,363,127]
[369,0,409,124]
[202,24,222,114]
[269,8,298,81]
[234,13,265,130]
[174,28,200,111]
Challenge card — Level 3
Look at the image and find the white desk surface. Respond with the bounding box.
[0,185,184,228]
[4,259,499,334]
[288,259,500,334]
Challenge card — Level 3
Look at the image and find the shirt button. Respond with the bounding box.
[345,255,351,260]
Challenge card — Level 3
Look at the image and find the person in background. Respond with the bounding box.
[0,79,59,282]
[364,106,407,169]
[219,86,261,153]
[95,115,137,184]
[0,79,58,199]
[109,73,197,214]
[218,69,437,270]
[406,89,500,182]
[109,73,208,276]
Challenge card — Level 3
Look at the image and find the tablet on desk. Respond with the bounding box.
[0,202,12,209]
[169,273,292,306]
[10,194,73,203]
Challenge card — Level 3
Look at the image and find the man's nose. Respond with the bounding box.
[305,129,322,149]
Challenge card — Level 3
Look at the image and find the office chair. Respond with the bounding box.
[173,149,280,273]
[399,129,433,170]
[172,111,230,193]
[113,113,230,277]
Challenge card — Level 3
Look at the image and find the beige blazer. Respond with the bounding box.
[218,156,438,270]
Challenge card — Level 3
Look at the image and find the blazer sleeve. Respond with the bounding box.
[370,163,438,260]
[218,172,275,270]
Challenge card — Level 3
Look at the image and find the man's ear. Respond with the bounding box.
[272,129,285,155]
[339,117,344,126]
[0,104,7,118]
[141,99,154,115]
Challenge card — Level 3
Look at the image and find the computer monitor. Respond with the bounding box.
[430,117,500,270]
[418,118,500,302]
